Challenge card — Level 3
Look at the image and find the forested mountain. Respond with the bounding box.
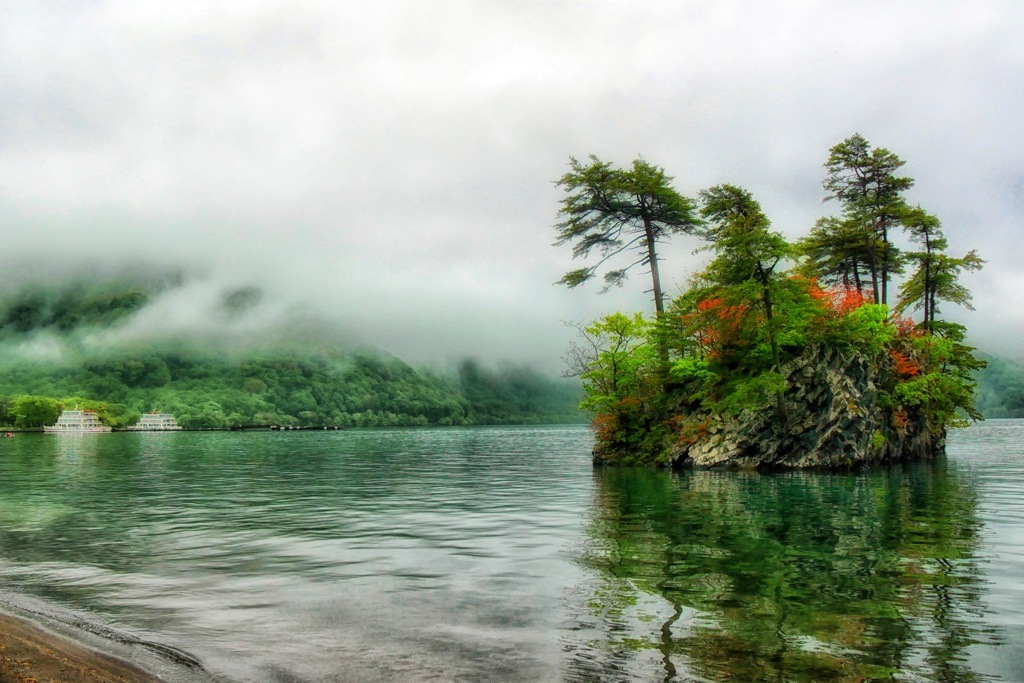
[0,278,583,428]
[974,353,1024,418]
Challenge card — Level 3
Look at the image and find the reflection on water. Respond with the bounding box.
[0,425,1021,682]
[574,459,1003,682]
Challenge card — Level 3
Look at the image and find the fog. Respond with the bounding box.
[2,1,1021,371]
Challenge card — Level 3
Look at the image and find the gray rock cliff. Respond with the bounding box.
[661,345,941,469]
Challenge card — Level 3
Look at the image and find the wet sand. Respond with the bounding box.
[0,611,163,683]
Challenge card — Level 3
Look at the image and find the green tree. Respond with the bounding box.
[119,355,171,388]
[553,155,701,315]
[797,216,875,292]
[697,184,793,418]
[243,378,267,394]
[12,395,59,428]
[565,313,669,463]
[822,134,914,305]
[565,313,656,413]
[973,354,1024,418]
[896,207,984,331]
[184,401,227,428]
[0,396,14,426]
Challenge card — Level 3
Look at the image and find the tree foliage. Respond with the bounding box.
[895,206,984,330]
[0,285,152,337]
[814,133,915,305]
[798,216,875,291]
[697,185,793,417]
[554,155,701,314]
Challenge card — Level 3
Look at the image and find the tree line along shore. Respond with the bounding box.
[0,351,584,431]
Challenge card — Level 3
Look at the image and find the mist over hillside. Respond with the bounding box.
[0,265,356,358]
[975,353,1024,419]
[0,271,584,428]
[0,244,593,375]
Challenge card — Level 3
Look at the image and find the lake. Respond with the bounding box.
[0,422,1022,682]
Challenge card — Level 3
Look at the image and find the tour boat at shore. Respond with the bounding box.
[128,412,182,431]
[43,409,112,433]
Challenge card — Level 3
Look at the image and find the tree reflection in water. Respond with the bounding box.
[569,459,1003,682]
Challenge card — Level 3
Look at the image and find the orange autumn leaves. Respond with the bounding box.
[685,278,868,361]
[683,278,925,367]
[687,297,751,359]
[803,278,869,315]
[891,351,921,378]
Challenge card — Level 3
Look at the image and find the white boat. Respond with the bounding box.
[43,409,112,433]
[128,412,182,431]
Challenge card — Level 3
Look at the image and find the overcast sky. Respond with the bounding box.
[1,1,1021,371]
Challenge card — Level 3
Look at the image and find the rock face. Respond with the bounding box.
[665,345,941,469]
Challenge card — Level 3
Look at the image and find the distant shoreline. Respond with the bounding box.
[1,424,346,433]
[2,423,585,433]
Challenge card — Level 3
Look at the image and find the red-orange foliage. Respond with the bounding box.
[696,297,723,312]
[668,416,709,447]
[592,413,618,441]
[591,398,645,440]
[686,297,751,359]
[799,275,829,302]
[893,315,924,338]
[891,350,921,378]
[791,276,871,314]
[616,397,643,410]
[831,286,868,314]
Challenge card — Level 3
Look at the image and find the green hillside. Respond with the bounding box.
[974,353,1024,419]
[0,278,583,429]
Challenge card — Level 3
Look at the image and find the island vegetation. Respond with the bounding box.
[0,278,583,429]
[556,135,988,468]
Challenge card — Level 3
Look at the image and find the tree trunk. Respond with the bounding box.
[923,261,932,331]
[865,237,880,304]
[880,223,889,306]
[758,264,789,423]
[643,216,665,314]
[643,216,670,386]
[923,233,933,331]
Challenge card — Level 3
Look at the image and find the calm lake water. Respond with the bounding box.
[0,422,1022,682]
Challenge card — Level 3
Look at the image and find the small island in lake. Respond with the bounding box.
[555,135,985,469]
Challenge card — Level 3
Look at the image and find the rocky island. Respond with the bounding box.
[556,135,984,469]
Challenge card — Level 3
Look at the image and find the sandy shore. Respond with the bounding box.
[0,611,163,683]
